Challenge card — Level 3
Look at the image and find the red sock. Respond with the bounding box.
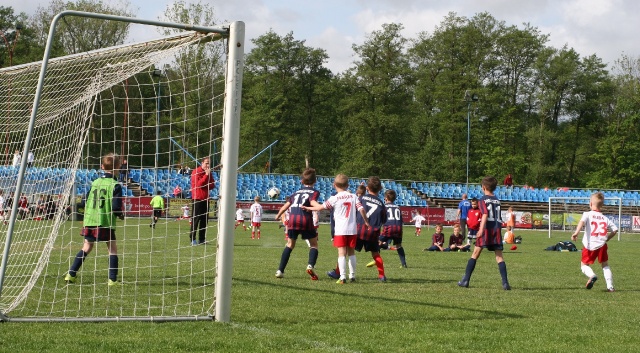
[374,254,385,277]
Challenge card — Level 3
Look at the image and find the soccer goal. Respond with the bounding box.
[0,11,244,322]
[547,197,621,240]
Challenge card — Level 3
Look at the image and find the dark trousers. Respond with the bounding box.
[190,199,209,243]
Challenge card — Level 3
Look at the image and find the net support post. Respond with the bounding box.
[215,21,245,323]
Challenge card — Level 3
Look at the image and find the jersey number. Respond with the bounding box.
[291,193,309,208]
[387,207,401,220]
[91,188,107,209]
[590,221,608,236]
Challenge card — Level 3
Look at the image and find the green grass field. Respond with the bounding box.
[1,221,640,352]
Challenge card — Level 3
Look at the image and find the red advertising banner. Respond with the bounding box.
[123,197,154,216]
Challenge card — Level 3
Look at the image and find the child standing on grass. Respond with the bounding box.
[411,210,426,236]
[65,153,124,286]
[250,196,263,239]
[571,192,618,292]
[466,198,481,245]
[357,176,388,282]
[149,191,164,229]
[304,174,370,284]
[274,168,322,280]
[235,206,247,231]
[458,176,511,290]
[379,190,407,268]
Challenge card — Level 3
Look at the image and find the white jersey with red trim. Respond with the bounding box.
[250,203,263,222]
[181,205,189,217]
[412,214,426,228]
[323,191,362,236]
[236,208,244,221]
[580,210,618,250]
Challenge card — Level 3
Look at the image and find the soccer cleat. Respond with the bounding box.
[606,287,616,292]
[326,270,340,280]
[336,278,346,284]
[275,270,284,278]
[389,246,397,251]
[378,276,387,282]
[366,260,376,268]
[349,277,356,283]
[586,276,598,289]
[306,265,319,281]
[400,264,408,268]
[191,240,198,246]
[107,279,121,286]
[503,283,511,290]
[64,273,76,284]
[149,223,152,228]
[458,279,469,288]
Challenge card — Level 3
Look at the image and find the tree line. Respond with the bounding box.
[2,2,639,189]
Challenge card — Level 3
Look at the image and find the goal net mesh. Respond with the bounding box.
[0,31,227,320]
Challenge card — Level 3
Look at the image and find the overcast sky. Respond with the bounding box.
[9,0,640,73]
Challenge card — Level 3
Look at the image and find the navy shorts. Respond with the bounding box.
[355,238,380,253]
[379,235,402,247]
[467,229,478,239]
[81,227,115,242]
[287,229,317,240]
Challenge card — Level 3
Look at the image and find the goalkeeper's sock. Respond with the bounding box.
[109,255,119,282]
[69,250,88,277]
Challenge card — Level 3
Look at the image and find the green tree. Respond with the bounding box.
[339,23,414,179]
[242,30,337,174]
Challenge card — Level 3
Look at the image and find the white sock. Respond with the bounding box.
[603,266,614,289]
[348,255,357,279]
[581,265,596,278]
[338,256,346,280]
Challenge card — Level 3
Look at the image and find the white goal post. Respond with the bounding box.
[0,11,244,323]
[547,197,621,240]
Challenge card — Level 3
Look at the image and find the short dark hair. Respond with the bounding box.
[366,176,382,194]
[102,153,121,172]
[385,189,396,202]
[301,168,317,185]
[481,176,498,192]
[355,184,366,196]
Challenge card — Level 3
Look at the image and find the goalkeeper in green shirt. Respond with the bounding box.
[150,191,165,229]
[65,153,124,286]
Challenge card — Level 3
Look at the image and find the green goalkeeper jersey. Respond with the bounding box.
[84,176,119,229]
[150,195,165,209]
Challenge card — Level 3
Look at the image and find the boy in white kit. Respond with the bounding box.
[250,196,263,239]
[304,174,370,283]
[411,210,426,236]
[571,192,618,292]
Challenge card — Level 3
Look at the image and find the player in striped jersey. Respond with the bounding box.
[458,176,511,290]
[379,190,407,268]
[357,176,388,282]
[274,168,322,280]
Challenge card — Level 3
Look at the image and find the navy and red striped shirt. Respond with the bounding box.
[431,232,445,246]
[356,194,387,241]
[286,186,320,231]
[381,202,403,238]
[475,194,503,247]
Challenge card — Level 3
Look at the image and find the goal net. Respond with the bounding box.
[547,196,622,239]
[0,15,244,322]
